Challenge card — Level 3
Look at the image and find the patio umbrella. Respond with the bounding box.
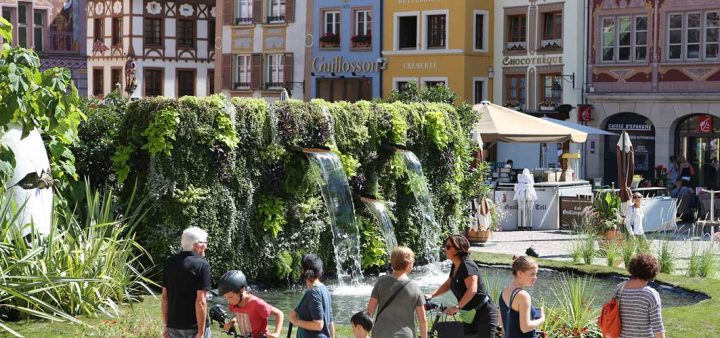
[616,131,634,204]
[514,168,537,230]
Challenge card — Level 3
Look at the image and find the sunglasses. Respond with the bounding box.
[444,244,455,250]
[196,240,208,244]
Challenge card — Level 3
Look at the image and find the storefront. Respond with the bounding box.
[603,113,656,185]
[311,56,379,101]
[675,114,720,189]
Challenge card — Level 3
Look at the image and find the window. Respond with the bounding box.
[708,12,720,59]
[235,55,251,89]
[93,68,104,97]
[236,0,252,24]
[3,8,15,44]
[208,20,216,49]
[506,75,526,107]
[33,10,44,51]
[473,80,487,104]
[635,16,648,61]
[666,11,720,61]
[602,15,647,63]
[208,70,215,94]
[17,3,28,47]
[474,12,487,51]
[426,14,446,49]
[507,15,526,50]
[540,74,562,106]
[111,68,122,91]
[144,18,162,46]
[324,11,340,36]
[398,15,418,50]
[395,81,412,92]
[94,18,103,42]
[177,70,195,97]
[268,0,285,23]
[266,54,284,89]
[144,69,163,97]
[177,20,194,48]
[111,17,122,46]
[541,11,562,49]
[355,10,371,36]
[424,80,446,88]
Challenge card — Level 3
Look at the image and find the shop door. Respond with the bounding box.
[315,78,373,102]
[676,115,720,189]
[603,113,655,187]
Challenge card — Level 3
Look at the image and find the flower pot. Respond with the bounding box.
[467,228,492,244]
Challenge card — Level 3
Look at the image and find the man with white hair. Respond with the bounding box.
[162,227,212,338]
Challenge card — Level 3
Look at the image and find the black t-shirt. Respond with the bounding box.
[163,251,211,329]
[449,257,489,310]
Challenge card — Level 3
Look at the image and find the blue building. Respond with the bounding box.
[311,0,382,101]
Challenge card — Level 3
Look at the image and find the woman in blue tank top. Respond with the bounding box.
[499,256,544,338]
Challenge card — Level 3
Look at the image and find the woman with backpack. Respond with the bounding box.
[498,256,544,338]
[366,246,427,338]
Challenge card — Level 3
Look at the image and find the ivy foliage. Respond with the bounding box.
[0,17,84,187]
[80,91,483,282]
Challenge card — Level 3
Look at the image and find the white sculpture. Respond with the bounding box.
[514,168,537,230]
[1,125,54,237]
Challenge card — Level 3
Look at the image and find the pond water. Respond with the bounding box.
[209,261,702,324]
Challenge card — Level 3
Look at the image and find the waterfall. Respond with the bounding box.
[266,105,279,143]
[360,197,398,255]
[398,150,441,264]
[305,150,363,283]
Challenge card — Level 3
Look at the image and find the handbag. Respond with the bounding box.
[435,319,464,338]
[598,282,625,338]
[375,279,411,320]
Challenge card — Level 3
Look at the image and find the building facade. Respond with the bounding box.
[216,0,307,101]
[586,0,720,188]
[382,0,494,104]
[310,0,381,101]
[492,0,586,170]
[1,0,88,95]
[87,0,216,99]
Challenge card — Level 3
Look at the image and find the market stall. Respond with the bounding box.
[473,101,592,230]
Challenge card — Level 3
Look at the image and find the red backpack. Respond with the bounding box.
[598,284,624,338]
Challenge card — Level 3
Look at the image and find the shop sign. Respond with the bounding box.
[559,195,593,230]
[578,104,593,122]
[398,0,441,3]
[606,123,652,131]
[698,114,713,132]
[502,55,563,66]
[402,62,437,70]
[312,56,379,74]
[493,189,558,230]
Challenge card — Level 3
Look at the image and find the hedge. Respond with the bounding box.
[79,95,480,283]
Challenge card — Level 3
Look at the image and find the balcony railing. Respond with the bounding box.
[265,82,284,89]
[234,82,250,89]
[506,41,527,51]
[267,16,285,23]
[541,39,562,49]
[236,17,253,24]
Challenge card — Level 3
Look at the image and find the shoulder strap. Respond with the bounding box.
[375,279,411,320]
[504,288,523,338]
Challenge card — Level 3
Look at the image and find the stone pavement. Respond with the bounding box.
[470,230,720,272]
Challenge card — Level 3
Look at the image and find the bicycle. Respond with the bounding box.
[423,298,463,338]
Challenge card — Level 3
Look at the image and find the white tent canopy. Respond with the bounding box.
[472,101,588,143]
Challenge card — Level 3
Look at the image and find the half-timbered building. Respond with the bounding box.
[87,0,215,98]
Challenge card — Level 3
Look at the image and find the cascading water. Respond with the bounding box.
[398,150,441,264]
[360,197,398,255]
[305,150,363,283]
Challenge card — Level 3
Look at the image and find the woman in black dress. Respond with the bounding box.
[426,235,498,338]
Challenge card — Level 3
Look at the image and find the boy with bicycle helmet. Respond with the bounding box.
[218,270,284,338]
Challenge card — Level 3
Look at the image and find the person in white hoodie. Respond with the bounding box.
[624,192,645,237]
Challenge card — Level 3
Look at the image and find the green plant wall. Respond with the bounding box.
[90,95,478,282]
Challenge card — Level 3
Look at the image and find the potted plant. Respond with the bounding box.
[466,198,502,244]
[631,174,643,189]
[592,191,623,240]
[319,32,340,48]
[504,99,521,111]
[351,34,371,48]
[539,98,557,111]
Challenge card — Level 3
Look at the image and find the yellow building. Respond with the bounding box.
[382,0,494,103]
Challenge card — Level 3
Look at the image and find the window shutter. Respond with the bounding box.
[222,54,232,89]
[253,0,262,23]
[223,0,233,25]
[285,0,295,23]
[251,53,263,89]
[283,53,294,88]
